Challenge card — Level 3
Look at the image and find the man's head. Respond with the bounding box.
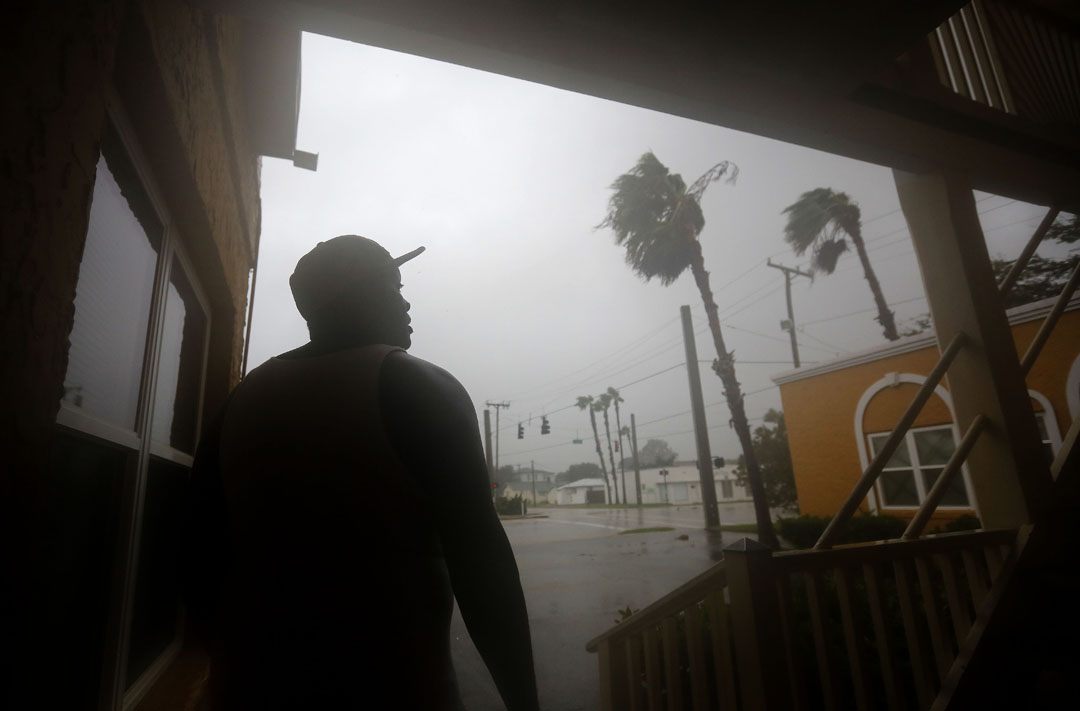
[289,235,423,349]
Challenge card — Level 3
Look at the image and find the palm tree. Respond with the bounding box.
[597,392,620,504]
[599,151,779,548]
[607,386,629,505]
[782,188,899,341]
[577,395,611,503]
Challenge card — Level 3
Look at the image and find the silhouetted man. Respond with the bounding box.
[183,236,538,710]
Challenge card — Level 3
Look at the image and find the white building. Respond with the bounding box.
[501,480,556,504]
[630,462,751,505]
[551,464,750,506]
[555,478,609,505]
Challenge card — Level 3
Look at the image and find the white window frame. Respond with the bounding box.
[54,95,212,711]
[868,424,975,510]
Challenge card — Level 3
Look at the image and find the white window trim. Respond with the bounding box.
[57,93,213,711]
[867,424,975,510]
[56,402,142,451]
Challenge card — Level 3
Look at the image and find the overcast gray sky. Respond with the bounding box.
[247,32,1062,474]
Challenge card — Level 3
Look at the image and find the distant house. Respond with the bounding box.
[773,294,1079,531]
[502,480,556,504]
[632,462,750,505]
[553,464,749,506]
[556,478,609,504]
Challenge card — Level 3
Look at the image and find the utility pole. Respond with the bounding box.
[767,259,813,368]
[531,460,536,505]
[631,413,642,505]
[484,409,494,493]
[680,305,721,530]
[486,400,510,472]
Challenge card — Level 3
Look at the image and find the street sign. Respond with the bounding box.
[572,439,583,444]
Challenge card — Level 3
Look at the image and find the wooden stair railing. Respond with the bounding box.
[996,207,1058,298]
[1019,256,1080,375]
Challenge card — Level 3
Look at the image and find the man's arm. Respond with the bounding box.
[381,351,539,711]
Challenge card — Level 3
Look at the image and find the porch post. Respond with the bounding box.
[724,538,788,709]
[893,169,1050,528]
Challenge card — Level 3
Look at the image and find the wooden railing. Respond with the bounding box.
[585,562,737,710]
[766,529,1017,710]
[586,528,1018,710]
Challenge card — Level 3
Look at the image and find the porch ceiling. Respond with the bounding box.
[211,0,1080,211]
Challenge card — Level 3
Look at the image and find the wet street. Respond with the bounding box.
[450,503,763,710]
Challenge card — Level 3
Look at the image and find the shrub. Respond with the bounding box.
[775,515,830,549]
[940,514,981,533]
[494,494,527,516]
[844,512,907,543]
[776,513,907,549]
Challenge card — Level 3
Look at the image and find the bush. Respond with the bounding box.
[844,512,907,543]
[940,514,982,533]
[775,515,830,549]
[776,513,907,549]
[494,494,527,516]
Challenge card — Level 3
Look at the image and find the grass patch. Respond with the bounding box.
[619,526,676,535]
[720,523,758,533]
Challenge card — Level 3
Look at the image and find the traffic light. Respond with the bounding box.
[614,440,620,451]
[517,423,524,439]
[541,416,550,435]
[713,456,725,467]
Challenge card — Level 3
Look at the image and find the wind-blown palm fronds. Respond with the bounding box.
[782,188,899,341]
[599,151,779,547]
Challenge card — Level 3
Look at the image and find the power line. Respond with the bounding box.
[795,326,849,354]
[512,361,689,425]
[800,294,927,326]
[698,359,816,365]
[721,321,837,355]
[502,314,681,401]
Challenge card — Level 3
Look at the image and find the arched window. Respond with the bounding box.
[853,373,977,514]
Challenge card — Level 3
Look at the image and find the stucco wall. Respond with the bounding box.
[778,308,1079,529]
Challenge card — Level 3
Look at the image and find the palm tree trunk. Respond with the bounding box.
[687,239,780,548]
[602,409,619,504]
[849,230,899,341]
[589,410,611,503]
[613,402,628,505]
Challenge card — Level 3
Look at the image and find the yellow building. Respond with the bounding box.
[773,295,1079,531]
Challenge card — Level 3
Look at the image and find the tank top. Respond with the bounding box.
[214,345,460,709]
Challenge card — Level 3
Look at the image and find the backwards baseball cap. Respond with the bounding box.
[289,235,425,322]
